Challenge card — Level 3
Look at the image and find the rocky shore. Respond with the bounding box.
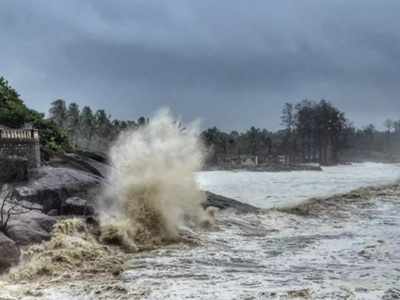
[0,168,398,299]
[0,152,260,275]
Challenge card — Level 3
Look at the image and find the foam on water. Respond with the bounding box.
[196,162,400,208]
[1,164,400,299]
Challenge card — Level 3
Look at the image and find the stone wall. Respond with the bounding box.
[0,129,40,169]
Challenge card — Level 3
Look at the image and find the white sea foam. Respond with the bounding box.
[1,163,399,299]
[197,162,400,208]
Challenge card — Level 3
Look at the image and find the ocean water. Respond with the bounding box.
[2,162,400,299]
[196,162,400,208]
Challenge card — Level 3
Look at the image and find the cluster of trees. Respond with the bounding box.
[342,121,400,161]
[48,99,147,153]
[2,75,398,164]
[201,100,349,166]
[202,100,399,166]
[201,127,273,164]
[280,100,348,165]
[384,119,400,133]
[0,75,149,154]
[0,77,69,152]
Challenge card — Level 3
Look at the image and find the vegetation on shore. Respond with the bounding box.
[48,99,147,153]
[1,75,399,164]
[0,77,69,152]
[203,100,400,166]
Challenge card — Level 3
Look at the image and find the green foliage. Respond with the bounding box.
[202,99,350,166]
[0,77,31,128]
[32,118,70,152]
[47,100,140,153]
[0,76,70,153]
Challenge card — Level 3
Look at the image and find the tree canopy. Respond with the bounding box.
[0,76,69,152]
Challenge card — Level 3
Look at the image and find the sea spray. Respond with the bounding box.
[99,109,210,250]
[8,219,125,281]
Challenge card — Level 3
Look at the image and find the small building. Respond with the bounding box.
[216,154,259,168]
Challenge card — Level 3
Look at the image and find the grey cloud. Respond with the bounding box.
[0,0,399,130]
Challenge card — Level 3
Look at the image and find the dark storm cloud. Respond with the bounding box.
[1,0,399,130]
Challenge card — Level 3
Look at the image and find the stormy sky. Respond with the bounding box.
[1,1,399,130]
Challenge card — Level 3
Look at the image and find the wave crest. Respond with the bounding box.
[99,109,210,250]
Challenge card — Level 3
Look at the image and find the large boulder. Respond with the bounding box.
[60,197,94,216]
[0,232,20,272]
[49,152,110,178]
[14,167,103,213]
[6,210,57,246]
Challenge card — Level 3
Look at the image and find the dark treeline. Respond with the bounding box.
[48,98,400,165]
[48,99,148,153]
[2,76,399,164]
[202,100,400,166]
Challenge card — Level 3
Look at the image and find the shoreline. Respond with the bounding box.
[2,180,399,299]
[202,164,322,172]
[1,176,399,299]
[277,181,400,214]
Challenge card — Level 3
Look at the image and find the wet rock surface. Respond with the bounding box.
[204,191,260,213]
[60,196,94,216]
[13,166,103,212]
[0,232,20,272]
[0,161,105,271]
[6,211,57,246]
[50,152,110,178]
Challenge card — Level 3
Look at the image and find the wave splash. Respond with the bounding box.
[99,109,210,251]
[8,219,126,281]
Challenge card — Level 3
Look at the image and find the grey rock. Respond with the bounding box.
[203,191,260,214]
[6,211,57,246]
[50,152,110,178]
[14,166,103,212]
[47,209,58,216]
[60,196,94,215]
[6,223,51,246]
[0,232,20,273]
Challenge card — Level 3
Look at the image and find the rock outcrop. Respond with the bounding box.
[14,166,103,213]
[60,197,94,216]
[6,211,57,246]
[203,191,260,213]
[0,232,20,272]
[49,152,110,178]
[0,152,110,274]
